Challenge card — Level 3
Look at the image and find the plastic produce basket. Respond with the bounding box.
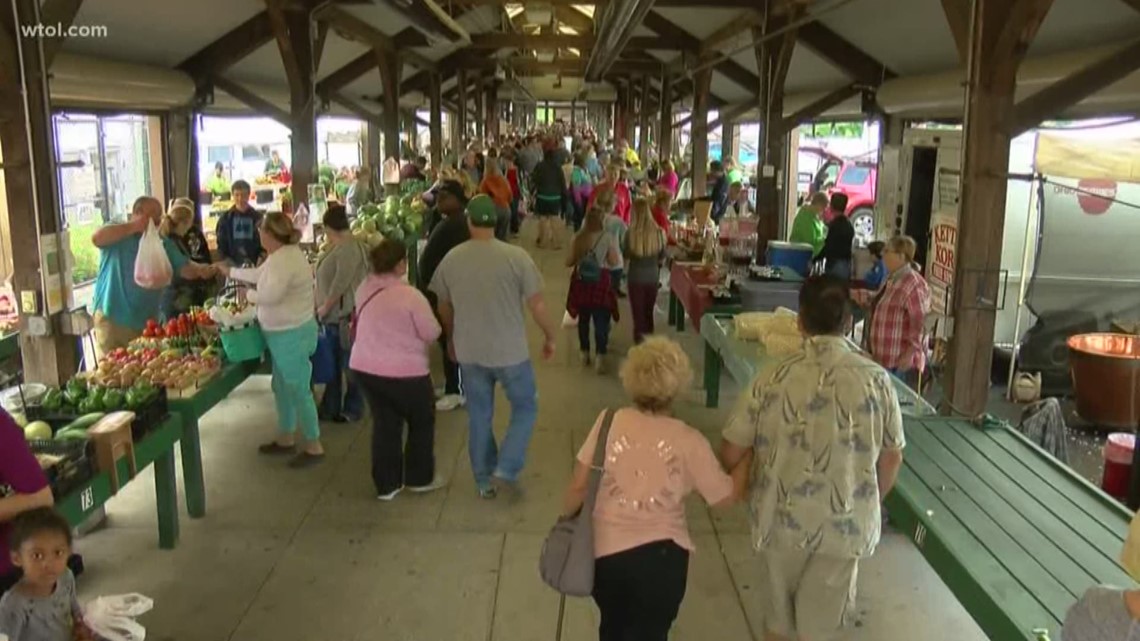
[220,321,266,362]
[28,439,95,499]
[27,387,169,442]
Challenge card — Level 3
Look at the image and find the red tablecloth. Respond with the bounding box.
[670,263,722,331]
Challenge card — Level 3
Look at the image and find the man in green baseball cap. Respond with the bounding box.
[431,193,559,499]
[465,194,500,230]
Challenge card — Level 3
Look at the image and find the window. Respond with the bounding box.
[207,145,233,164]
[54,112,156,286]
[242,144,268,161]
[839,166,870,186]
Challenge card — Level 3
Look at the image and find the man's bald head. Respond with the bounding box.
[132,196,163,224]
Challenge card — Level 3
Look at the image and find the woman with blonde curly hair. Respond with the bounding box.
[559,337,751,640]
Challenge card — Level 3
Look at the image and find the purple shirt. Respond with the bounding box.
[348,274,442,379]
[0,408,48,577]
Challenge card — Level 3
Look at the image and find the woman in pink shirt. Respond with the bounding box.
[560,337,751,640]
[656,159,679,197]
[349,239,445,501]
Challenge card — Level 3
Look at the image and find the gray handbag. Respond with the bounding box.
[539,409,615,597]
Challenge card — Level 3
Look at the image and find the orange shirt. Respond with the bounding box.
[480,175,513,208]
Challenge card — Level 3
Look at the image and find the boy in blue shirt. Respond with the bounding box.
[216,180,266,266]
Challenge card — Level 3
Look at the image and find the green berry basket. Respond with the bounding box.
[219,321,266,363]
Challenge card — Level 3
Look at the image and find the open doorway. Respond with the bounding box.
[904,147,938,269]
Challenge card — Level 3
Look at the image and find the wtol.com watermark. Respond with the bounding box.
[20,22,108,38]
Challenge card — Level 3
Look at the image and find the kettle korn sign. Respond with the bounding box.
[927,211,958,316]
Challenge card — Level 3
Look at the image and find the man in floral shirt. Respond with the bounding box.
[720,276,905,641]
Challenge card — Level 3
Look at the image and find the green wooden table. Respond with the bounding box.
[699,314,937,416]
[886,416,1133,640]
[168,360,258,518]
[56,414,183,549]
[0,332,18,362]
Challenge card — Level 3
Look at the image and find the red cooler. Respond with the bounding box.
[1102,432,1135,500]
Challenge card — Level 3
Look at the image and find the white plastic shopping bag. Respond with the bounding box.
[133,220,173,290]
[84,593,153,641]
[562,310,578,328]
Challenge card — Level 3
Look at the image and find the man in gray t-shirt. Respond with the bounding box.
[430,195,557,498]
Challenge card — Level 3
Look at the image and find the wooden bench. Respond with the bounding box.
[886,416,1133,640]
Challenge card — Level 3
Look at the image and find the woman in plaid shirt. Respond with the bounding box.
[856,235,931,388]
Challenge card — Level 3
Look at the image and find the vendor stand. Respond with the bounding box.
[167,359,258,518]
[669,262,804,333]
[56,413,184,549]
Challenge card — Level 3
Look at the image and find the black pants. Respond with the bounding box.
[354,372,435,494]
[593,540,690,641]
[425,292,461,395]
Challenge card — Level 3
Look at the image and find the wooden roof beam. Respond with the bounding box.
[316,28,429,98]
[554,5,595,33]
[177,11,274,83]
[461,0,767,6]
[707,102,752,130]
[1011,38,1140,136]
[266,3,305,98]
[940,0,969,65]
[796,21,896,86]
[213,76,290,126]
[781,84,860,131]
[38,0,84,66]
[700,9,762,55]
[641,11,756,96]
[470,33,595,49]
[315,5,435,70]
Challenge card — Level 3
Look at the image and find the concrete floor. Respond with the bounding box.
[72,227,987,641]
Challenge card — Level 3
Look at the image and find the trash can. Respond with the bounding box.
[1102,432,1135,500]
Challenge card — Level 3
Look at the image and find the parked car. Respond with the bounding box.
[813,160,877,248]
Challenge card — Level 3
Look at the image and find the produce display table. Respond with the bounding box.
[168,360,259,518]
[886,416,1133,640]
[0,332,17,362]
[669,263,804,333]
[57,413,183,549]
[699,314,936,415]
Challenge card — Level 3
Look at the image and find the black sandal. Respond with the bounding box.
[258,442,295,455]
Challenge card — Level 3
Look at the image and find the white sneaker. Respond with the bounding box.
[377,487,404,501]
[435,394,465,411]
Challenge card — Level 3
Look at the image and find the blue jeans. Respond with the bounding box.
[317,323,364,420]
[264,319,321,442]
[825,259,852,281]
[577,307,612,355]
[460,360,538,490]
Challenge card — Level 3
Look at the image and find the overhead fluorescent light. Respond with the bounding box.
[505,4,525,18]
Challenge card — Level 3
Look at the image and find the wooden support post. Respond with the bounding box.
[753,10,797,259]
[638,75,651,158]
[624,79,637,143]
[283,8,315,207]
[571,99,577,129]
[722,122,739,165]
[659,73,673,161]
[486,80,499,141]
[0,0,79,384]
[366,122,381,177]
[165,109,194,204]
[376,48,402,162]
[691,63,713,199]
[457,68,468,147]
[944,0,1055,417]
[474,73,485,140]
[429,73,443,169]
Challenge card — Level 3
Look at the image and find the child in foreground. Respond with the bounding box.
[1060,509,1140,640]
[0,508,99,641]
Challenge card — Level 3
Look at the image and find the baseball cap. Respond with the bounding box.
[466,194,498,228]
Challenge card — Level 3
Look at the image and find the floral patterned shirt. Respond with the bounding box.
[723,335,906,558]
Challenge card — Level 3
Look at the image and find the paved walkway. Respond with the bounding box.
[75,227,986,641]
